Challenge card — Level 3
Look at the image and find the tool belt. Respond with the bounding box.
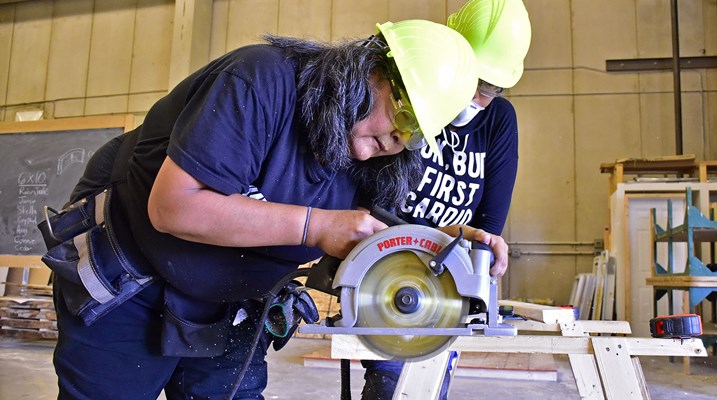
[37,130,156,326]
[160,281,319,358]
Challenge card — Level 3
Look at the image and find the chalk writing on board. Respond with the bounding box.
[0,125,123,255]
[57,148,86,175]
[14,170,48,253]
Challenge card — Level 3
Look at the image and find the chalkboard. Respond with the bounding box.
[0,115,133,257]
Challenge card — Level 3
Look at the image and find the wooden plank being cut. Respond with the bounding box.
[332,335,706,360]
[499,300,576,323]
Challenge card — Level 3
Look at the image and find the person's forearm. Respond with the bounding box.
[147,157,387,258]
[147,156,309,247]
[151,189,309,248]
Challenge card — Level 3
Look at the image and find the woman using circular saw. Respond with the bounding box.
[43,20,479,400]
[360,1,532,399]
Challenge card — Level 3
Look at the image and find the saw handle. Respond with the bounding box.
[305,207,404,296]
[368,206,408,226]
[471,241,495,277]
[471,241,495,264]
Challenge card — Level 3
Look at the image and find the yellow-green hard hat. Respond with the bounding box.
[376,20,479,156]
[447,0,531,88]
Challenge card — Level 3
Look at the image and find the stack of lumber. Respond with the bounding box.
[0,296,57,340]
[568,250,617,321]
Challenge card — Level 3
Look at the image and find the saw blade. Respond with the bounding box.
[354,250,468,360]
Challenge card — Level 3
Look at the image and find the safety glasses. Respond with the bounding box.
[362,35,427,151]
[385,65,426,151]
[478,79,505,98]
[388,85,426,150]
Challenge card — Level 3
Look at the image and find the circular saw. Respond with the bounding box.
[302,223,517,361]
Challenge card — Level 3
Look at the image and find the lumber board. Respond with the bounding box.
[508,319,567,332]
[499,300,576,323]
[330,335,707,360]
[623,337,706,357]
[631,357,652,400]
[0,297,53,308]
[453,352,557,382]
[510,319,631,334]
[561,319,606,399]
[646,276,717,288]
[0,327,57,340]
[601,256,617,320]
[0,317,56,330]
[568,354,604,399]
[332,335,390,360]
[302,347,557,381]
[452,336,706,357]
[0,256,44,268]
[451,335,592,355]
[0,307,41,319]
[563,320,631,334]
[394,351,450,399]
[591,251,608,320]
[592,337,642,399]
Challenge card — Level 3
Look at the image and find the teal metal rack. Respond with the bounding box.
[647,187,717,351]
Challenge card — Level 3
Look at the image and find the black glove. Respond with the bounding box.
[265,280,319,351]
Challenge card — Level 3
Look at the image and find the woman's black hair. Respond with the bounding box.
[264,34,422,208]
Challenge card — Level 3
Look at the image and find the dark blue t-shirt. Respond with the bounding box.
[398,97,518,235]
[118,45,358,301]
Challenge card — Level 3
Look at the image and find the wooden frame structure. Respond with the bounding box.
[324,302,707,400]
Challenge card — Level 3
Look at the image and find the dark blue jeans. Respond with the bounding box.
[53,279,269,400]
[361,356,453,400]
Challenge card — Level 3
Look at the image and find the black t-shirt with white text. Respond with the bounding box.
[399,97,518,235]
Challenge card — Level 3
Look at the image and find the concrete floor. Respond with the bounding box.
[1,336,716,400]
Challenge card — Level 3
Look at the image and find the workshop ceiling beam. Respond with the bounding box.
[606,56,717,72]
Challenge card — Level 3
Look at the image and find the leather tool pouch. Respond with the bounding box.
[39,188,155,325]
[37,130,155,326]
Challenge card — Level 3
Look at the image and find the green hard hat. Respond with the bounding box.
[447,0,532,88]
[377,20,479,156]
